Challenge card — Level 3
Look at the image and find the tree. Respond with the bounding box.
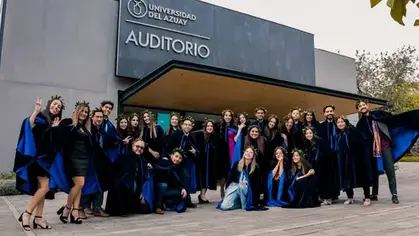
[356,45,419,155]
[356,45,419,110]
[370,0,419,26]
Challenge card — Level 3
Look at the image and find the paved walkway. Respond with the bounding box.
[2,162,419,236]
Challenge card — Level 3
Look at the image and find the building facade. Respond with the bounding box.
[0,0,384,171]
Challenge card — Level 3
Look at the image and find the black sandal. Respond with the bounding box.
[33,216,52,229]
[18,210,32,231]
[70,208,83,224]
[56,205,71,224]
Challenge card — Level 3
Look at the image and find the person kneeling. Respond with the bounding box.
[154,148,188,214]
[105,139,153,216]
[217,147,268,211]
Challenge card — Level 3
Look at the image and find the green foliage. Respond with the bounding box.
[0,180,22,196]
[356,45,419,155]
[0,171,16,180]
[370,0,419,26]
[356,45,419,112]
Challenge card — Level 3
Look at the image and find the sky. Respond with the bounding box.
[201,0,419,58]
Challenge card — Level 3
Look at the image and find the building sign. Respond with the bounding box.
[127,0,196,26]
[123,0,210,59]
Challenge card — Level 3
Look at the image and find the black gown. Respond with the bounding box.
[335,128,372,191]
[194,131,218,190]
[142,125,165,164]
[13,112,56,199]
[165,130,199,194]
[316,120,340,200]
[217,123,236,180]
[105,153,152,216]
[283,166,320,208]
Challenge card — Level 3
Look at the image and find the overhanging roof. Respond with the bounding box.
[118,60,387,118]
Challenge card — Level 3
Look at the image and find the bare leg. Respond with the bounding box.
[70,176,85,220]
[220,178,226,199]
[22,177,50,227]
[63,176,85,217]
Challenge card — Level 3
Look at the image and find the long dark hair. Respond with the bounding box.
[116,115,129,138]
[42,98,64,125]
[264,114,279,140]
[244,126,265,154]
[302,110,319,128]
[128,113,140,138]
[165,112,180,136]
[303,127,317,151]
[290,149,312,177]
[203,119,215,143]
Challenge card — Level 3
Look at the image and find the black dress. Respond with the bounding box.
[194,131,218,190]
[67,128,90,177]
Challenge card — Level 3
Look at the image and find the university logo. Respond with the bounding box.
[127,0,147,19]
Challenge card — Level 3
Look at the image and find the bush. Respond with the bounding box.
[0,171,16,180]
[0,179,22,196]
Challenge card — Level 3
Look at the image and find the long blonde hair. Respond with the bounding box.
[72,104,91,132]
[237,147,257,174]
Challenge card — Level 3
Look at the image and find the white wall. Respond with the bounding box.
[0,0,133,171]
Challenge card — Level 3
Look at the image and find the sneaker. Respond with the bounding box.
[371,195,378,201]
[392,195,399,204]
[344,199,355,205]
[94,209,109,217]
[363,199,371,206]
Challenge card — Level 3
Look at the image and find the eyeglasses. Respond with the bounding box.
[135,145,145,150]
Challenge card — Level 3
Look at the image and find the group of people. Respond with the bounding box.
[13,95,419,231]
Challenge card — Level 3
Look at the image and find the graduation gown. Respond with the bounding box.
[13,113,55,199]
[356,109,419,173]
[335,128,372,191]
[165,130,200,194]
[91,125,113,192]
[142,125,165,164]
[217,162,266,211]
[153,157,188,213]
[316,120,339,199]
[194,131,218,190]
[105,153,153,216]
[101,119,124,163]
[265,131,286,162]
[217,124,237,179]
[283,166,320,208]
[267,164,291,207]
[39,118,101,195]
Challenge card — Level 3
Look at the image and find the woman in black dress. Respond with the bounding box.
[164,112,180,143]
[217,109,236,199]
[264,114,287,164]
[195,119,217,203]
[140,110,165,164]
[283,149,319,208]
[14,96,64,231]
[116,115,129,153]
[56,101,95,225]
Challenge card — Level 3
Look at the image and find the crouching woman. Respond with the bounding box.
[217,147,267,211]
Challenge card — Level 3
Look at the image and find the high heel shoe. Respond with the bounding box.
[33,216,52,229]
[70,209,82,224]
[198,195,209,204]
[18,210,32,231]
[56,205,71,224]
